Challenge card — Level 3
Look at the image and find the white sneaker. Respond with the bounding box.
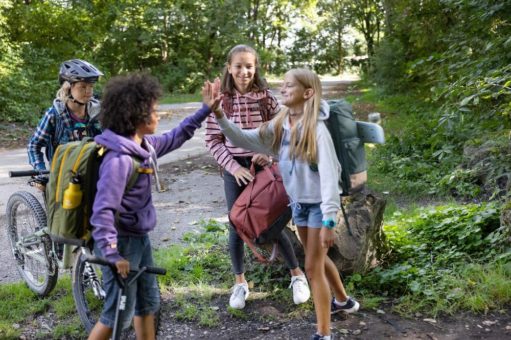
[229,282,249,309]
[289,275,310,304]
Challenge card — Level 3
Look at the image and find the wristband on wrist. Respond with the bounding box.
[322,219,336,229]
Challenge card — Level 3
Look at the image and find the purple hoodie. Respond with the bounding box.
[91,104,211,263]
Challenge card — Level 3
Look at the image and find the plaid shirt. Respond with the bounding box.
[27,99,102,170]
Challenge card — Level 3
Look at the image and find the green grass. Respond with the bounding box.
[1,212,509,337]
[392,262,511,316]
[154,219,305,325]
[0,276,85,338]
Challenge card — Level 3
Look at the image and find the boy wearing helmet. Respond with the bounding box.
[27,59,104,170]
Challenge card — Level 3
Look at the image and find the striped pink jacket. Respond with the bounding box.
[205,89,280,174]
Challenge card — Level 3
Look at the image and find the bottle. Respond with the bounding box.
[62,176,83,209]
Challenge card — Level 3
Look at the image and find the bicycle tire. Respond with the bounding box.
[72,249,105,333]
[6,191,58,296]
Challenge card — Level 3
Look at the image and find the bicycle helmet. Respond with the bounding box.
[59,59,104,85]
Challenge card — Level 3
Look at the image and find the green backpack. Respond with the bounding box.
[46,138,140,244]
[313,99,384,195]
[311,99,385,235]
[325,99,367,195]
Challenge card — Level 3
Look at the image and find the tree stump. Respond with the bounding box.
[284,189,387,274]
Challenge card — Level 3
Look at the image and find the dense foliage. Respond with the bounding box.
[0,0,375,123]
[368,0,511,200]
[345,0,511,205]
[354,203,511,315]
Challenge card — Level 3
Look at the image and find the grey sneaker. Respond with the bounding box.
[229,282,249,309]
[289,275,310,304]
[331,296,360,314]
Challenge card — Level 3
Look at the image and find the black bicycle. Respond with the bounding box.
[6,169,105,332]
[85,255,166,339]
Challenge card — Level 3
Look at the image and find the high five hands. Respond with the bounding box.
[202,78,223,116]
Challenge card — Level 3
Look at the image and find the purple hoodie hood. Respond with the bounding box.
[95,129,151,161]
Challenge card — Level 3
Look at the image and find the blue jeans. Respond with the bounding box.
[223,156,299,275]
[291,202,323,228]
[95,235,160,330]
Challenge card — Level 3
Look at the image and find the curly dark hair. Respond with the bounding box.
[99,73,162,136]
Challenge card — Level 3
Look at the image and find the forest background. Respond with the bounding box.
[0,0,510,337]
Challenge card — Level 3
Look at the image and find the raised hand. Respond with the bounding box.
[202,77,222,112]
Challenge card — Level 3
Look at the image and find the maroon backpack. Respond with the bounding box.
[229,163,291,263]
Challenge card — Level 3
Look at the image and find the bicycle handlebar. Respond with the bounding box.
[9,169,50,177]
[85,256,167,276]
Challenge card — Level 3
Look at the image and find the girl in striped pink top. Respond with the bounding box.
[205,45,310,310]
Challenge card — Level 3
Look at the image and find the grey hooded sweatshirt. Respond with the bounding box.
[216,101,341,222]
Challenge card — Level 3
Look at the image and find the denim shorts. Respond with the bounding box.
[95,235,160,330]
[291,202,323,228]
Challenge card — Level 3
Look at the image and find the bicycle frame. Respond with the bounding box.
[13,223,81,270]
[14,228,52,266]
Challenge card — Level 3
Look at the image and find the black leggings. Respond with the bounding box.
[223,157,299,275]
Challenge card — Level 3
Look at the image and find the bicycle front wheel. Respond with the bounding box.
[6,191,58,296]
[72,248,105,333]
[72,249,162,336]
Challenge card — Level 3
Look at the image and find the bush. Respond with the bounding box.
[355,203,510,315]
[370,38,408,93]
[0,43,56,123]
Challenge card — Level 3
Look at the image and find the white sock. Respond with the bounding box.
[334,297,349,306]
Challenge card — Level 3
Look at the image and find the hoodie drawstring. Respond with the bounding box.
[234,92,254,128]
[147,143,166,193]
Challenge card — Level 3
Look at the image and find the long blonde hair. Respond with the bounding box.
[56,81,72,102]
[260,68,322,164]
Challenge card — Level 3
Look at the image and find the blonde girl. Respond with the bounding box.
[28,59,103,170]
[208,68,359,340]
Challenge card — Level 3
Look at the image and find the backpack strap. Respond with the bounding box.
[125,157,141,192]
[340,200,353,236]
[236,230,278,263]
[113,156,141,227]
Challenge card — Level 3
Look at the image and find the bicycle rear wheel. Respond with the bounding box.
[6,191,58,296]
[72,248,105,333]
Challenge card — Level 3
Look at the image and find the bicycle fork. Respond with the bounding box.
[80,247,106,300]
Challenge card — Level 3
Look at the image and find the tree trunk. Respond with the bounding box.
[284,188,387,274]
